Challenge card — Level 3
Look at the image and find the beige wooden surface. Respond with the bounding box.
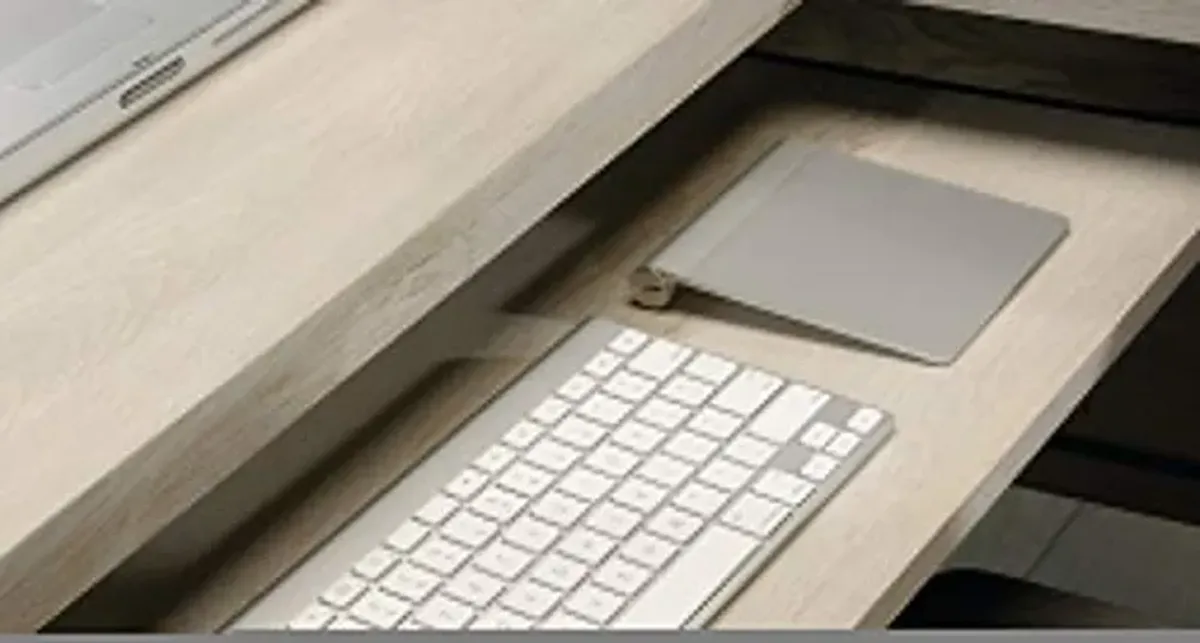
[163,58,1200,631]
[0,0,797,631]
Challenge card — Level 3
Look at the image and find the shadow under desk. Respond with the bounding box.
[51,56,1200,632]
[757,0,1200,124]
[1022,264,1200,525]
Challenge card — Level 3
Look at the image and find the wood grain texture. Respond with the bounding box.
[0,0,796,631]
[163,59,1200,631]
[757,0,1200,122]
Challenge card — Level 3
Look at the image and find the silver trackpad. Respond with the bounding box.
[1,1,153,89]
[639,139,1069,365]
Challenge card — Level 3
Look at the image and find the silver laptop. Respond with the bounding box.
[0,0,313,205]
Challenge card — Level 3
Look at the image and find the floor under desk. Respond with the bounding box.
[140,56,1200,632]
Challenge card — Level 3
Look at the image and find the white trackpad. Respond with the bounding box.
[1,1,152,89]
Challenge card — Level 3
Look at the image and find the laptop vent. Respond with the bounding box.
[118,56,187,110]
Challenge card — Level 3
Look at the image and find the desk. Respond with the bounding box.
[163,59,1200,630]
[5,1,1200,634]
[0,0,795,631]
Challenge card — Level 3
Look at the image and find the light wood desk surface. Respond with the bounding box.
[0,0,796,630]
[165,59,1200,630]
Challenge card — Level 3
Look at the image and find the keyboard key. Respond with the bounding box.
[476,541,533,580]
[414,595,474,629]
[584,444,639,478]
[504,515,561,553]
[288,603,335,630]
[746,385,829,443]
[583,502,642,540]
[348,589,411,629]
[646,506,704,543]
[352,547,401,581]
[474,445,517,473]
[541,610,595,630]
[613,525,757,629]
[687,407,742,440]
[635,398,690,430]
[577,392,632,425]
[558,374,598,401]
[603,370,658,402]
[611,478,668,514]
[472,607,533,630]
[564,584,625,624]
[497,463,555,498]
[386,520,428,552]
[327,616,372,631]
[802,453,840,481]
[552,416,607,449]
[445,569,506,608]
[525,439,581,473]
[319,574,368,608]
[594,557,651,595]
[444,468,489,500]
[621,532,677,569]
[501,580,563,619]
[583,350,623,378]
[531,552,589,591]
[609,328,649,354]
[411,537,471,575]
[471,486,527,523]
[847,407,884,434]
[723,493,788,537]
[627,339,693,380]
[711,369,783,416]
[530,397,572,425]
[504,420,546,449]
[557,468,616,502]
[660,375,715,407]
[382,564,441,602]
[532,491,589,527]
[663,431,718,464]
[683,352,738,385]
[827,432,862,457]
[723,434,777,468]
[752,470,815,506]
[442,511,498,548]
[558,528,616,565]
[612,421,665,454]
[638,454,693,489]
[799,422,838,450]
[672,482,729,519]
[698,458,753,492]
[396,616,425,630]
[414,494,458,526]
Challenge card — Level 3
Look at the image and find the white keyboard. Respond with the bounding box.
[231,318,893,631]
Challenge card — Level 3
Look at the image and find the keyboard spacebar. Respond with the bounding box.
[613,525,759,629]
